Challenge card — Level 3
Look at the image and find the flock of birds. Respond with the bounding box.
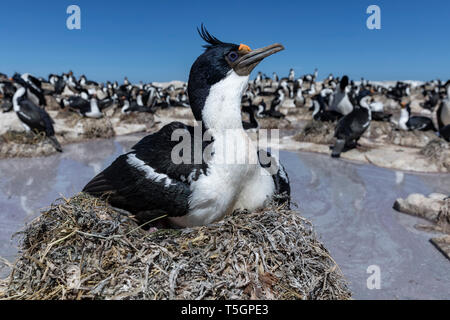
[0,26,449,231]
[242,70,450,156]
[0,68,449,157]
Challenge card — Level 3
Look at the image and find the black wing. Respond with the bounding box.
[16,98,55,136]
[257,150,291,208]
[83,122,211,217]
[67,96,90,114]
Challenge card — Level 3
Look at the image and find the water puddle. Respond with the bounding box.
[0,135,449,299]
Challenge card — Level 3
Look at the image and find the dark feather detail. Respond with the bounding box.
[197,23,224,48]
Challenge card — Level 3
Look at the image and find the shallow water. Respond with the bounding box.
[0,135,449,299]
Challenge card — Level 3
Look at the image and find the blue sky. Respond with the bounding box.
[1,0,449,82]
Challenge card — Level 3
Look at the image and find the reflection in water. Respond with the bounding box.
[0,135,449,299]
[284,151,450,300]
[395,171,405,185]
[0,136,136,276]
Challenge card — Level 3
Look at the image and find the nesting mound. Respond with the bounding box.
[0,194,350,300]
[119,112,155,126]
[44,96,61,111]
[294,120,335,145]
[364,121,436,148]
[420,139,450,171]
[82,118,115,139]
[0,131,56,158]
[258,117,293,130]
[0,130,47,145]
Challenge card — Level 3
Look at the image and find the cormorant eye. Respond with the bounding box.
[228,51,238,62]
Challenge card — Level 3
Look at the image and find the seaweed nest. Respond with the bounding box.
[420,139,450,171]
[119,112,155,125]
[258,117,293,130]
[363,121,436,148]
[294,120,335,145]
[0,130,47,145]
[0,193,351,300]
[0,131,56,159]
[82,118,115,139]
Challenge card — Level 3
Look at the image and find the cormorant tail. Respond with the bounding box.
[48,135,63,152]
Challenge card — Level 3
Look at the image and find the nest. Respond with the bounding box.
[82,118,115,139]
[420,139,450,171]
[258,117,293,130]
[0,131,57,159]
[294,120,335,145]
[119,112,155,125]
[0,130,47,145]
[44,96,61,111]
[0,193,350,300]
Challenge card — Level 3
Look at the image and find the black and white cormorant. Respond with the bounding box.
[329,75,353,116]
[437,86,450,140]
[398,102,436,131]
[288,69,295,82]
[258,88,285,118]
[437,86,450,129]
[60,93,103,118]
[293,79,305,108]
[83,25,290,228]
[12,86,62,152]
[242,105,259,131]
[311,92,342,122]
[12,73,47,108]
[331,95,372,158]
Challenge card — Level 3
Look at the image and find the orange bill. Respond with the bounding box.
[238,44,252,53]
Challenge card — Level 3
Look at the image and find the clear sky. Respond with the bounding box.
[1,0,449,83]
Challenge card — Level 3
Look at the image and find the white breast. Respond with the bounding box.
[441,100,450,126]
[169,70,276,227]
[398,109,409,130]
[170,130,274,227]
[330,90,353,115]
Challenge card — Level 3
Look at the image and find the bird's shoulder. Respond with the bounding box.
[130,121,209,181]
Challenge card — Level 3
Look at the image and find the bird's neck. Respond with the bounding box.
[137,95,143,106]
[90,98,100,112]
[312,100,321,117]
[12,87,26,112]
[198,71,249,132]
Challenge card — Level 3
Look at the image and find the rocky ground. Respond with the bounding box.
[282,89,449,173]
[394,194,450,260]
[1,83,448,173]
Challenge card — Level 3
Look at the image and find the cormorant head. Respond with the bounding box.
[340,75,349,91]
[188,24,284,122]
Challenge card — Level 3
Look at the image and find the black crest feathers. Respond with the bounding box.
[197,24,224,48]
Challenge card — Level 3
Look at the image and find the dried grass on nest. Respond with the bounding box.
[82,118,115,139]
[420,139,450,171]
[119,112,155,125]
[0,131,57,159]
[0,193,351,300]
[294,120,335,145]
[437,198,450,232]
[0,130,47,145]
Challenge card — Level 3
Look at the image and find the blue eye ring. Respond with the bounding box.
[228,51,238,62]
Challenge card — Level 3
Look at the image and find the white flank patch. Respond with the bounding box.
[127,153,173,188]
